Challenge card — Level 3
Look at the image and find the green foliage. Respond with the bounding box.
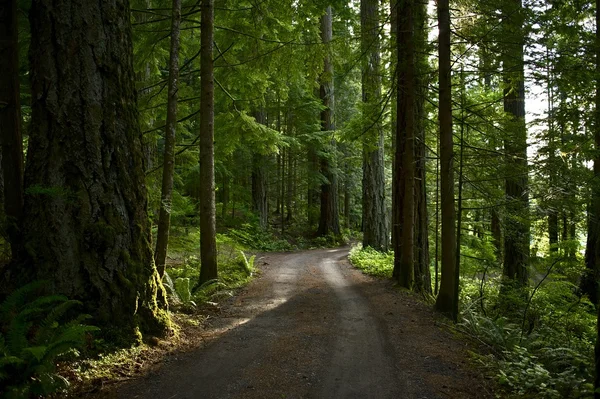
[348,244,394,278]
[458,256,596,398]
[229,223,294,251]
[0,281,99,398]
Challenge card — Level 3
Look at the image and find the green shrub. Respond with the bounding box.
[348,244,394,278]
[0,281,99,398]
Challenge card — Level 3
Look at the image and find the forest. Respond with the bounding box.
[1,0,600,397]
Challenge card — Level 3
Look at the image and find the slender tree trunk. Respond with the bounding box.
[252,110,268,230]
[286,145,293,222]
[307,147,319,226]
[435,0,457,315]
[594,7,600,393]
[198,0,218,284]
[361,0,388,251]
[7,0,169,337]
[491,208,502,262]
[502,0,529,287]
[155,0,182,277]
[317,6,340,237]
[393,0,416,289]
[548,210,559,252]
[0,0,24,257]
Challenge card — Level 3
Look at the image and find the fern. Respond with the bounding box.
[0,281,99,397]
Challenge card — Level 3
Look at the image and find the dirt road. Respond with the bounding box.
[116,247,493,399]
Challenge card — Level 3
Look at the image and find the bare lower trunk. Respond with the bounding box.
[198,0,218,284]
[393,0,415,289]
[361,0,388,252]
[155,0,182,277]
[317,6,340,237]
[435,0,457,315]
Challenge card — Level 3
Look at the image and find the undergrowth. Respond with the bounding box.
[348,244,394,278]
[0,281,98,398]
[458,254,596,398]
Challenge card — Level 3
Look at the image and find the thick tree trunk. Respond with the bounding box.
[155,0,182,277]
[9,0,168,338]
[317,6,340,237]
[361,0,388,252]
[413,0,431,294]
[435,0,457,315]
[585,0,600,308]
[198,0,218,284]
[390,0,398,258]
[502,0,529,287]
[393,0,416,289]
[0,0,24,257]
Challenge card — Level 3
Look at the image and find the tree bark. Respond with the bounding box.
[393,0,416,289]
[252,111,268,230]
[413,0,431,294]
[594,4,600,396]
[435,0,457,315]
[9,0,169,338]
[155,0,182,278]
[198,0,218,284]
[317,6,340,237]
[502,0,529,287]
[361,0,388,251]
[0,0,24,257]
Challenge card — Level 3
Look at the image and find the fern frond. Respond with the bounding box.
[0,281,48,322]
[34,299,82,344]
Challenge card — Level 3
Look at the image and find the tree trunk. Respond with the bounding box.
[0,0,24,257]
[393,0,416,289]
[155,0,182,278]
[548,209,558,252]
[502,0,529,287]
[307,147,319,227]
[252,111,268,230]
[361,0,388,251]
[413,0,431,294]
[584,0,600,306]
[198,0,218,284]
[435,0,457,315]
[9,0,169,338]
[317,6,340,237]
[491,207,502,262]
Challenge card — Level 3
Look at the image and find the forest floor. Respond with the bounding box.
[86,247,495,399]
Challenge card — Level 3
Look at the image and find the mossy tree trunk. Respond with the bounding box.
[13,0,169,339]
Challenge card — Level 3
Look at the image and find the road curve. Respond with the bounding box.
[115,247,492,399]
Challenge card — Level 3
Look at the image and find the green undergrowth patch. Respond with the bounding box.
[164,231,259,309]
[348,244,394,278]
[457,258,596,398]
